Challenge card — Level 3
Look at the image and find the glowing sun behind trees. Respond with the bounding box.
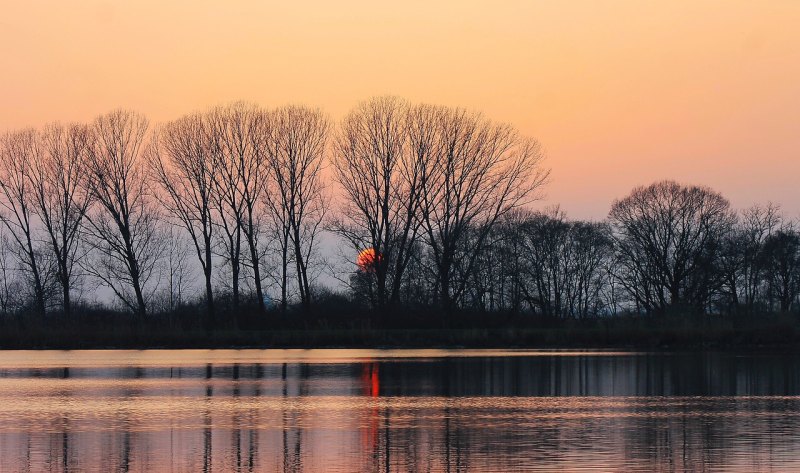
[357,248,381,273]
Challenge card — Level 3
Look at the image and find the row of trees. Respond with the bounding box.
[332,97,548,312]
[0,97,547,322]
[0,103,331,323]
[0,96,797,322]
[431,183,800,317]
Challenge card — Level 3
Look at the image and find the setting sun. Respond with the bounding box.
[357,248,381,273]
[0,2,798,471]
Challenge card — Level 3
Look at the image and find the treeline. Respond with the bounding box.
[0,96,798,331]
[442,186,800,318]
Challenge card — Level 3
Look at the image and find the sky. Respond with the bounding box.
[1,1,799,220]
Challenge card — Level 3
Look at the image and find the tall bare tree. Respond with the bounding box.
[331,97,422,309]
[150,113,217,322]
[83,110,162,317]
[208,103,267,312]
[29,123,92,317]
[417,106,548,312]
[0,129,47,317]
[264,106,330,311]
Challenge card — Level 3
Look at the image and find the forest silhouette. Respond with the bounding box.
[0,97,798,348]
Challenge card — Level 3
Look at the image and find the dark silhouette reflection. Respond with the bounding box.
[3,350,800,471]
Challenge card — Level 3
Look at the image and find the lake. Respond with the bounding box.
[0,349,798,472]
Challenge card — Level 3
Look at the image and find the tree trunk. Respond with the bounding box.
[204,262,215,327]
[25,236,46,320]
[62,273,71,318]
[249,237,265,314]
[281,230,289,313]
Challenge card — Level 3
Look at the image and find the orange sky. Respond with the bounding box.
[1,1,799,219]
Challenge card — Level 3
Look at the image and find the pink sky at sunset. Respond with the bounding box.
[1,1,798,219]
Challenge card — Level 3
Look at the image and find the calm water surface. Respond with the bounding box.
[0,349,799,472]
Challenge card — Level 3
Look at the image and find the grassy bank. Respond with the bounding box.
[0,311,798,350]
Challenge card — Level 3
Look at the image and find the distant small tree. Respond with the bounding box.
[761,227,800,313]
[718,203,782,313]
[162,227,193,312]
[0,228,25,316]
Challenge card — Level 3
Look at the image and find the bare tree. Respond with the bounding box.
[719,203,782,313]
[0,129,47,317]
[82,110,162,317]
[331,97,422,310]
[207,103,267,312]
[162,226,193,312]
[264,106,330,311]
[516,209,612,318]
[609,180,735,313]
[0,231,24,316]
[150,113,217,322]
[761,224,800,313]
[29,123,92,317]
[417,106,548,312]
[264,157,294,312]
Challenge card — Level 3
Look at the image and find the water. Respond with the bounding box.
[0,349,799,472]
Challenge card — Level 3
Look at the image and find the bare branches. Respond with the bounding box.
[330,97,549,312]
[0,129,48,317]
[82,110,162,316]
[149,112,217,322]
[30,123,92,317]
[609,180,735,312]
[331,96,416,309]
[0,97,797,322]
[414,105,549,311]
[264,105,330,310]
[206,102,264,312]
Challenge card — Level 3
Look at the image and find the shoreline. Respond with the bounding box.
[0,323,798,351]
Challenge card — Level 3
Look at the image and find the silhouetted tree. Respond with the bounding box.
[150,112,217,322]
[718,204,782,314]
[761,227,800,312]
[331,97,423,310]
[609,181,734,314]
[515,209,612,318]
[0,129,47,318]
[416,105,548,313]
[264,106,329,311]
[207,103,267,313]
[83,110,162,317]
[2,98,798,327]
[30,123,92,317]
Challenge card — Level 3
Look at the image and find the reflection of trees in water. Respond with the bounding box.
[618,397,800,472]
[375,353,800,397]
[5,354,800,471]
[282,362,304,473]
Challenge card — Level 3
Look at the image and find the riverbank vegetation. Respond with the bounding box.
[0,96,798,348]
